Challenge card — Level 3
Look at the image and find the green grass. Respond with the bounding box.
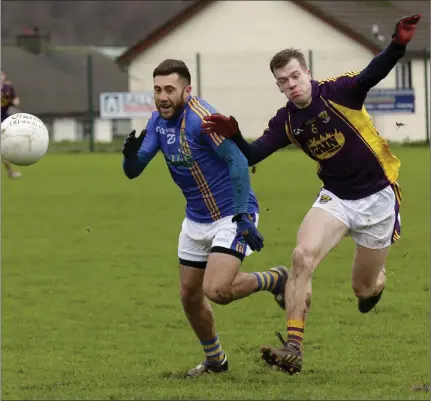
[2,147,430,400]
[46,138,430,155]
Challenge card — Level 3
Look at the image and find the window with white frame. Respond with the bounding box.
[396,60,412,89]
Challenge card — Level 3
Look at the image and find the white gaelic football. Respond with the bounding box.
[1,113,49,166]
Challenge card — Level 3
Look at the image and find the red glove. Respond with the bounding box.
[392,14,421,45]
[201,114,240,138]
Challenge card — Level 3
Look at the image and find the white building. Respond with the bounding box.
[2,32,131,144]
[117,0,430,143]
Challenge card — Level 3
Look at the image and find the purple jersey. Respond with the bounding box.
[256,73,400,200]
[1,82,16,122]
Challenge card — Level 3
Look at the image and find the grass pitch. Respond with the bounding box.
[2,147,430,400]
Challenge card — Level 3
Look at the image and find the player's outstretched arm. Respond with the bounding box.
[357,14,421,91]
[122,128,159,179]
[202,114,289,166]
[214,139,264,251]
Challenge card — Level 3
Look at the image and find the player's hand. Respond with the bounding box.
[233,213,264,252]
[201,114,240,139]
[392,14,421,45]
[122,129,146,159]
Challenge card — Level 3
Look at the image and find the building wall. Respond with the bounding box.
[128,0,428,142]
[366,58,429,142]
[128,0,375,136]
[45,118,131,143]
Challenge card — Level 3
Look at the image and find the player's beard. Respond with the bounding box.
[157,88,188,120]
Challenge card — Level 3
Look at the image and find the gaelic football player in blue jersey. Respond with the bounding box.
[122,59,289,377]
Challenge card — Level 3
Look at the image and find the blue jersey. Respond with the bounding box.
[127,96,259,223]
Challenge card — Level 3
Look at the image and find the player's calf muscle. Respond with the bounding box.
[352,268,386,298]
[352,283,374,299]
[286,275,312,319]
[287,246,316,320]
[182,297,217,341]
[351,246,389,298]
[351,272,377,298]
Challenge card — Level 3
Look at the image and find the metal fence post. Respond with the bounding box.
[87,52,95,152]
[196,52,202,98]
[308,49,313,78]
[424,48,430,145]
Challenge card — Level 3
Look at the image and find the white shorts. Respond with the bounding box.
[178,213,259,267]
[312,184,402,249]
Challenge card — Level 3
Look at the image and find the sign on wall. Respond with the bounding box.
[364,88,415,113]
[100,92,156,119]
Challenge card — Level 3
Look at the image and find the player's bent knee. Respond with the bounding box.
[202,285,233,305]
[292,246,315,274]
[206,291,233,305]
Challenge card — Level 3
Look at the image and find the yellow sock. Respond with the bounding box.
[252,270,283,292]
[287,319,305,348]
[201,335,225,363]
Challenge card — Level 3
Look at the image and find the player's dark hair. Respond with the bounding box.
[270,48,308,73]
[153,59,191,85]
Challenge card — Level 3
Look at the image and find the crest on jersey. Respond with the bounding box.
[318,194,332,204]
[318,110,330,123]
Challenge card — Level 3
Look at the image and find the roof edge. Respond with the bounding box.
[291,0,382,55]
[116,0,428,67]
[406,49,430,59]
[116,0,214,67]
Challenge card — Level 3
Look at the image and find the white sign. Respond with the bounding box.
[100,92,156,119]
